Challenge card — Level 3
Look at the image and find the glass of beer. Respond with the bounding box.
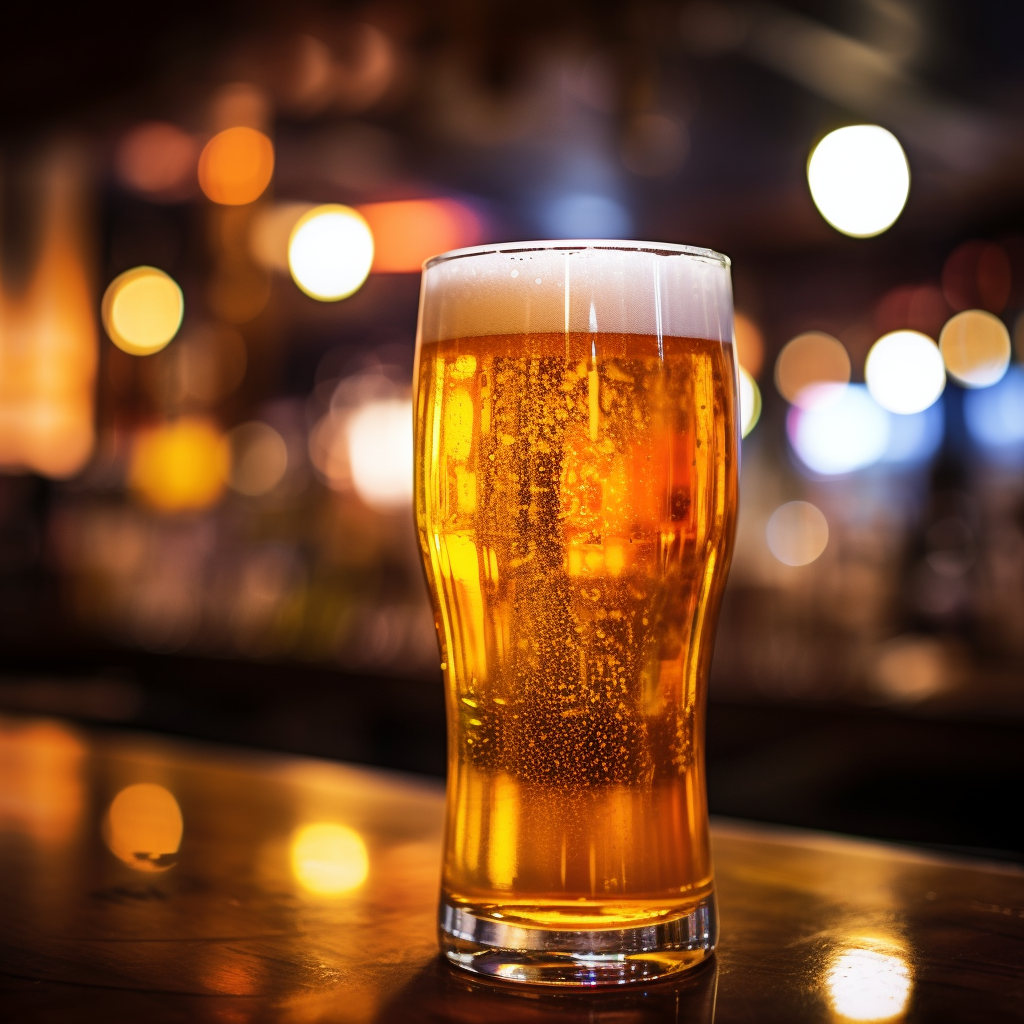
[414,241,737,986]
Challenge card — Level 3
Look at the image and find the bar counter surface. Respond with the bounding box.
[0,714,1020,1022]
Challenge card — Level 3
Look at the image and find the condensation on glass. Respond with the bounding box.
[414,240,738,985]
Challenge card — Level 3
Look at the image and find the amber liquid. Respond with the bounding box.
[415,332,737,932]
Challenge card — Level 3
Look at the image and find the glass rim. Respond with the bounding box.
[423,239,731,271]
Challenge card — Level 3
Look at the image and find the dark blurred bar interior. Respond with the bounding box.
[1,1,1022,861]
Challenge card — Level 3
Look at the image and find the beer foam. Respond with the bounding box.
[419,241,732,343]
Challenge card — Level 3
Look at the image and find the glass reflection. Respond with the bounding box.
[826,942,913,1021]
[103,783,183,871]
[291,822,369,895]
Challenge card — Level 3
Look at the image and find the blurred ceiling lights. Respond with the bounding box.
[738,367,761,438]
[102,266,184,356]
[103,783,183,872]
[359,199,483,272]
[787,384,890,475]
[807,125,910,238]
[290,822,368,895]
[766,501,829,566]
[115,122,199,202]
[198,126,275,205]
[963,367,1024,453]
[130,418,229,511]
[345,398,414,511]
[865,330,945,414]
[288,204,374,300]
[774,331,851,407]
[939,310,1011,388]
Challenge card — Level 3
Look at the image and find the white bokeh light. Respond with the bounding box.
[865,331,945,415]
[346,398,414,510]
[766,501,829,566]
[288,204,374,301]
[739,366,762,438]
[807,125,910,238]
[826,946,913,1021]
[787,384,890,475]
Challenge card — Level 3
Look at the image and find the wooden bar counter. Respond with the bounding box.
[0,714,1020,1022]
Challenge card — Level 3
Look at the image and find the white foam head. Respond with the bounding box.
[418,240,733,344]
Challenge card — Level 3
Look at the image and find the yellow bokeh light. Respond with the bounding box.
[130,418,230,512]
[198,126,275,206]
[766,501,829,566]
[939,309,1011,388]
[738,365,762,438]
[826,943,913,1021]
[103,783,183,872]
[865,330,945,414]
[291,822,369,895]
[288,204,374,301]
[775,331,851,407]
[733,311,765,377]
[101,266,184,356]
[808,125,910,238]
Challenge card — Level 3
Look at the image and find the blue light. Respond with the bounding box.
[542,193,632,238]
[787,384,890,475]
[963,365,1024,452]
[880,400,945,464]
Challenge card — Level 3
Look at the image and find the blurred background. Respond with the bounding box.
[0,0,1022,861]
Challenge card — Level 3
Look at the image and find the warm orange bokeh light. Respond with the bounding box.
[357,199,482,273]
[198,127,275,206]
[733,311,765,377]
[130,418,230,511]
[103,783,183,872]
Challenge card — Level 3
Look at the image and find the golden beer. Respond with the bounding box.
[415,243,737,985]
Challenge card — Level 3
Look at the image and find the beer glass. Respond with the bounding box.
[414,241,737,986]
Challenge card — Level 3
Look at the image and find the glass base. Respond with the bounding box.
[439,893,717,986]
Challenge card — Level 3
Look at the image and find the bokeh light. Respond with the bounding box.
[130,418,229,511]
[198,127,275,206]
[766,501,829,566]
[288,204,374,301]
[542,193,632,238]
[826,943,913,1021]
[873,635,950,703]
[291,822,368,895]
[103,783,183,872]
[249,202,314,271]
[939,309,1011,388]
[880,401,945,465]
[102,267,184,356]
[228,421,289,497]
[865,331,945,414]
[807,125,910,238]
[739,366,762,438]
[963,365,1024,451]
[346,399,414,510]
[775,331,851,407]
[115,122,199,201]
[358,199,483,272]
[733,312,764,377]
[788,384,890,475]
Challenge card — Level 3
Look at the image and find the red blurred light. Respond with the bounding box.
[356,199,483,273]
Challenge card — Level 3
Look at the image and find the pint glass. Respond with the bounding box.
[414,241,737,985]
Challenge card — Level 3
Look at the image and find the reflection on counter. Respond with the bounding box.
[291,821,369,895]
[825,940,913,1022]
[103,782,183,872]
